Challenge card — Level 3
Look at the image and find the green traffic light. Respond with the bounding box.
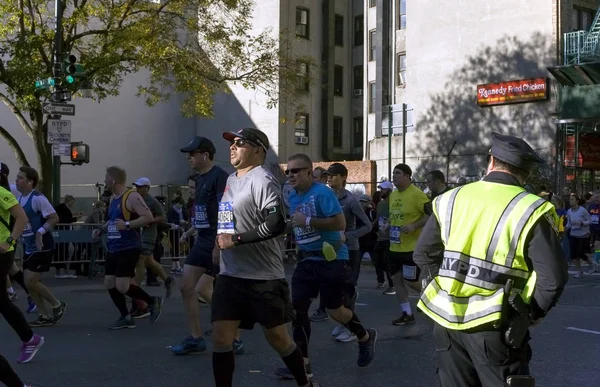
[65,75,74,84]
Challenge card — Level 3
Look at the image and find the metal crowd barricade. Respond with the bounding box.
[52,223,106,278]
[159,225,191,261]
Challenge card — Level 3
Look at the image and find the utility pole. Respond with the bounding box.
[51,0,63,205]
[387,105,392,180]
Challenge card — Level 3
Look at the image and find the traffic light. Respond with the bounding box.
[70,143,90,164]
[63,55,84,84]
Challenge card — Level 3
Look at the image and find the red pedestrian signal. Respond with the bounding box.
[70,143,90,164]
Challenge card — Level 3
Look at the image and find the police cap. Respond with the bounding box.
[489,132,544,170]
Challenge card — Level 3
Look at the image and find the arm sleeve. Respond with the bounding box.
[525,217,569,320]
[347,199,372,239]
[237,174,286,244]
[413,215,445,277]
[33,196,57,218]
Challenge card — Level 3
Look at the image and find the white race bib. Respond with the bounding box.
[390,226,401,244]
[217,202,235,234]
[107,221,121,239]
[194,204,209,229]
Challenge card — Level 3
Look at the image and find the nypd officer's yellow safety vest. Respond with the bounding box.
[417,181,558,331]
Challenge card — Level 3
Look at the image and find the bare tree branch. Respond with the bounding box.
[0,124,30,167]
[67,29,110,44]
[0,91,34,139]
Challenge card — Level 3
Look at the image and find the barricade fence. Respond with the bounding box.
[13,223,295,277]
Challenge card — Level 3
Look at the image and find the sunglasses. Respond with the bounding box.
[230,139,258,148]
[285,167,310,176]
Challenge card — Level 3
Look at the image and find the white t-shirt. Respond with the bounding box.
[17,191,56,218]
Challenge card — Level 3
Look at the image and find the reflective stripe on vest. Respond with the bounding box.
[418,181,558,330]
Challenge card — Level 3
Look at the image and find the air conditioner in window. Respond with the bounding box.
[353,89,363,97]
[294,136,309,145]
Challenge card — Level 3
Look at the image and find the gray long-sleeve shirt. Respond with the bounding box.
[335,188,372,251]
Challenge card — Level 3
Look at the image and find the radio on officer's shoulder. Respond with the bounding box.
[507,375,535,387]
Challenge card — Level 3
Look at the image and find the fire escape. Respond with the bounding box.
[548,8,600,191]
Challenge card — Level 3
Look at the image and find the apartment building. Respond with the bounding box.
[364,0,600,185]
[198,0,366,171]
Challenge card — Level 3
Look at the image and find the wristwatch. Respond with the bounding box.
[231,234,241,246]
[125,221,131,230]
[6,237,15,246]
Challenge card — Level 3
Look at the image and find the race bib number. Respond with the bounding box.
[293,225,321,244]
[194,204,209,229]
[592,215,599,225]
[22,222,33,237]
[390,226,401,244]
[107,221,121,239]
[217,202,235,234]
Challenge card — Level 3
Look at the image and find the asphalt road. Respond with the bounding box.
[3,264,600,387]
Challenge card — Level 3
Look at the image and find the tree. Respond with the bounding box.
[0,0,306,197]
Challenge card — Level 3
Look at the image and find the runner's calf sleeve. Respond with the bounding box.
[344,311,367,340]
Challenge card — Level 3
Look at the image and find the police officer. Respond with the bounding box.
[414,132,569,387]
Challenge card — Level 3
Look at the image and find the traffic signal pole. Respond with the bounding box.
[51,0,63,205]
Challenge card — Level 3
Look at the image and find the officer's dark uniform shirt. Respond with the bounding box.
[414,132,569,321]
[431,186,451,200]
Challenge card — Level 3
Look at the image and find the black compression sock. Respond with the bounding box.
[344,311,367,340]
[281,345,309,386]
[126,284,153,304]
[212,351,235,387]
[108,288,129,317]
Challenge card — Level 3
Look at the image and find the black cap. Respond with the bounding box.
[323,163,348,176]
[222,128,269,153]
[489,132,544,170]
[180,136,216,154]
[0,163,8,176]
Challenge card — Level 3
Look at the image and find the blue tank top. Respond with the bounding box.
[106,190,140,253]
[20,190,54,254]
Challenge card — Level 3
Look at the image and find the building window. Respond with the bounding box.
[333,117,343,147]
[353,117,364,148]
[369,82,376,113]
[335,15,344,46]
[295,113,309,138]
[572,7,595,31]
[398,0,406,30]
[296,8,309,38]
[397,53,406,86]
[354,15,364,46]
[369,30,376,61]
[297,61,309,92]
[369,0,376,7]
[334,65,343,96]
[353,65,363,91]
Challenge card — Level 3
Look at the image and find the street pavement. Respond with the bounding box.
[3,264,600,387]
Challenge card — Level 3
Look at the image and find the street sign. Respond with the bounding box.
[50,90,72,103]
[52,143,70,156]
[43,102,75,116]
[47,119,71,144]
